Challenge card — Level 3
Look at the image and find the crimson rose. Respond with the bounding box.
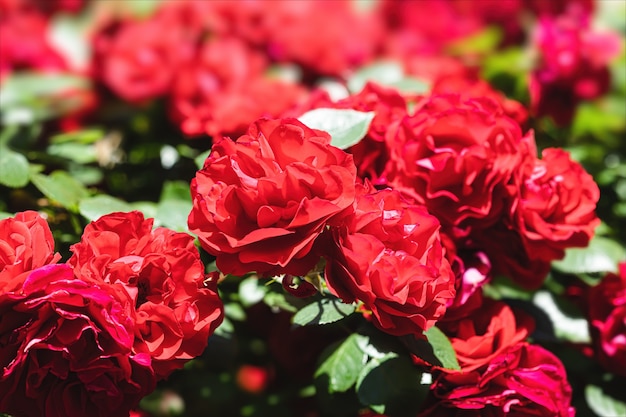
[383,94,529,240]
[324,186,455,336]
[69,211,224,379]
[189,118,358,277]
[588,262,626,376]
[0,211,60,292]
[420,343,575,417]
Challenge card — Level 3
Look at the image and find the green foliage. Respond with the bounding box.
[30,170,89,210]
[292,297,356,327]
[315,334,368,393]
[585,384,626,417]
[347,60,430,95]
[298,108,375,150]
[552,235,626,275]
[424,326,461,371]
[0,148,30,188]
[356,354,425,416]
[0,72,90,124]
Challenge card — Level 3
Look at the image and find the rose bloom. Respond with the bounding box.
[169,38,307,138]
[588,262,626,376]
[419,343,575,417]
[189,118,357,277]
[324,186,455,336]
[68,211,224,379]
[0,5,67,79]
[0,211,60,292]
[529,7,621,125]
[0,264,156,417]
[441,301,534,372]
[92,11,198,102]
[383,94,529,240]
[266,0,383,77]
[475,147,600,289]
[516,147,600,261]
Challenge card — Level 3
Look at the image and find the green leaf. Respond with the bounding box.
[585,385,626,417]
[239,276,268,307]
[0,72,90,124]
[50,128,104,144]
[298,108,374,150]
[315,334,368,393]
[78,195,134,221]
[194,149,212,170]
[30,171,89,209]
[356,354,425,416]
[347,61,404,94]
[0,148,30,188]
[532,290,590,343]
[293,297,355,326]
[447,26,502,55]
[47,142,97,164]
[552,235,626,275]
[160,180,191,201]
[424,326,461,370]
[155,199,192,232]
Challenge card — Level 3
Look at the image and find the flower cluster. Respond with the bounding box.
[0,211,223,417]
[190,118,455,337]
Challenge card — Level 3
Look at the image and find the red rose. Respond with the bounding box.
[0,264,156,417]
[69,211,224,379]
[189,118,358,277]
[442,301,534,372]
[588,263,626,376]
[92,12,197,102]
[476,147,600,289]
[383,94,528,240]
[420,343,575,417]
[0,6,67,79]
[0,211,60,292]
[517,148,600,261]
[266,0,383,77]
[324,186,455,336]
[171,43,307,138]
[529,8,621,125]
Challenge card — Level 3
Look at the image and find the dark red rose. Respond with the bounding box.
[420,343,575,417]
[529,7,621,125]
[189,118,358,277]
[383,94,529,240]
[0,211,60,293]
[588,263,626,376]
[324,186,455,336]
[0,264,156,417]
[441,250,491,322]
[69,211,224,379]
